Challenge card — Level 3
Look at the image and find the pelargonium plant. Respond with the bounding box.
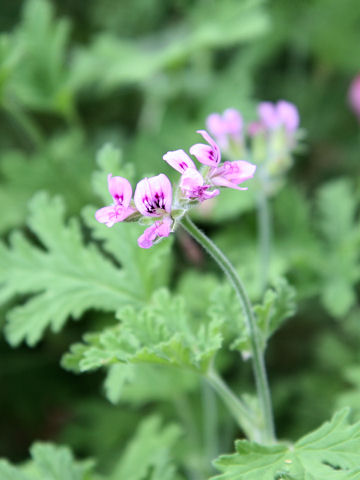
[95,129,256,249]
[205,101,301,293]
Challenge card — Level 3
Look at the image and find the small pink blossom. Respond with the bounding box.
[134,174,172,217]
[189,130,221,167]
[189,130,256,190]
[180,168,220,201]
[137,217,172,249]
[248,121,265,137]
[348,75,360,119]
[163,147,219,201]
[134,174,173,249]
[163,149,196,173]
[95,174,135,227]
[258,100,299,132]
[210,160,257,190]
[206,108,243,149]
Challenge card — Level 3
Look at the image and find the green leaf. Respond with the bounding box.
[0,443,94,480]
[71,0,268,93]
[104,363,197,405]
[316,179,360,318]
[110,415,181,480]
[62,288,223,374]
[213,409,360,479]
[0,132,95,233]
[86,143,172,300]
[232,278,296,355]
[0,191,164,346]
[10,0,75,117]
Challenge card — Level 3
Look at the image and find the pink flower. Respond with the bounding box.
[258,100,299,132]
[206,108,243,149]
[189,130,221,167]
[163,149,196,173]
[180,168,220,201]
[134,174,172,217]
[248,121,264,137]
[95,174,136,227]
[189,130,257,190]
[134,174,173,248]
[210,160,257,190]
[137,217,172,249]
[163,149,219,201]
[348,75,360,119]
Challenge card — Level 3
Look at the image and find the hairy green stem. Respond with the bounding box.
[181,215,275,444]
[257,190,271,294]
[206,369,261,442]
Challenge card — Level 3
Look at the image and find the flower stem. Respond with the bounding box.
[257,189,271,294]
[206,369,262,442]
[181,215,275,444]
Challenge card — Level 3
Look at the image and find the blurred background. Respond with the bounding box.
[1,0,360,476]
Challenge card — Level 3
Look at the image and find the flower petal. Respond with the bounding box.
[137,217,172,249]
[95,205,135,227]
[180,168,204,192]
[134,174,172,217]
[189,130,221,167]
[277,100,299,132]
[211,160,256,190]
[206,113,227,138]
[107,174,133,206]
[258,102,280,130]
[223,108,243,136]
[163,149,196,173]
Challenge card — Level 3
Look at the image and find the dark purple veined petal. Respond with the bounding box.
[134,174,172,217]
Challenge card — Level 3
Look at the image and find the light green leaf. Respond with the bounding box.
[11,0,74,117]
[0,443,95,480]
[70,0,268,93]
[232,278,296,355]
[62,289,223,374]
[316,179,360,318]
[0,191,163,346]
[0,132,95,234]
[104,363,197,405]
[110,416,181,480]
[213,409,360,479]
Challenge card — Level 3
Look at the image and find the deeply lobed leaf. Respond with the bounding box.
[213,409,360,479]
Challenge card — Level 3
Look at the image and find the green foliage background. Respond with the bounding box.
[1,0,360,478]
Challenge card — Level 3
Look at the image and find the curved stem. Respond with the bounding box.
[206,369,262,442]
[257,189,271,294]
[181,215,275,444]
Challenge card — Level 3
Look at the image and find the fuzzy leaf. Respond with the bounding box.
[0,443,94,480]
[1,192,167,346]
[62,289,223,374]
[316,179,360,318]
[213,409,360,479]
[110,416,181,480]
[232,278,296,355]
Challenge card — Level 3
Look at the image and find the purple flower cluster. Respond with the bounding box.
[207,101,299,151]
[95,130,256,248]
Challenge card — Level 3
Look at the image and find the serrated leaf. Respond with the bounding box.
[232,278,296,355]
[110,416,181,480]
[0,132,95,233]
[0,192,165,346]
[213,409,360,479]
[70,0,268,93]
[104,363,197,405]
[11,0,75,117]
[62,288,223,374]
[316,179,360,318]
[0,443,94,480]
